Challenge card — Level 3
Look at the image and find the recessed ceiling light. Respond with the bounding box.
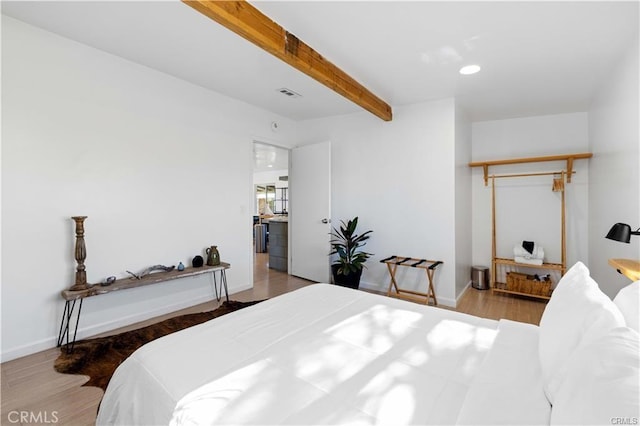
[459,65,481,75]
[268,164,273,168]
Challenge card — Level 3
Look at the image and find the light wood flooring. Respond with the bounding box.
[1,252,546,426]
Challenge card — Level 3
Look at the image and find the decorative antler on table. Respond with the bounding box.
[126,265,176,280]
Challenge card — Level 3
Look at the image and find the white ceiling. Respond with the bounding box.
[2,1,638,122]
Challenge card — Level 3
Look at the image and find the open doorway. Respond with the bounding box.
[252,142,289,278]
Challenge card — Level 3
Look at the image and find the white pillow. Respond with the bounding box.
[614,281,640,332]
[539,261,625,404]
[550,327,640,425]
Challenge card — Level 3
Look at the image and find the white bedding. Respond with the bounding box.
[96,284,550,425]
[456,320,550,425]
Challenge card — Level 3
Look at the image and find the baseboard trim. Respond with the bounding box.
[1,283,254,362]
[434,296,456,308]
[456,280,473,303]
[1,337,58,364]
[74,294,215,340]
[357,280,386,294]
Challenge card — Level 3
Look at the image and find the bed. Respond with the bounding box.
[96,262,639,425]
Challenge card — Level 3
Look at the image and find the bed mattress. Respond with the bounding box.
[96,284,550,425]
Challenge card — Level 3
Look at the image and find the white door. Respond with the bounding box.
[289,141,331,282]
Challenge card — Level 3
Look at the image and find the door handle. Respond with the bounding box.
[321,218,330,224]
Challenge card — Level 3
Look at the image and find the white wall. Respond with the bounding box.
[298,99,459,306]
[253,170,289,187]
[454,105,472,298]
[1,16,298,361]
[588,36,640,298]
[471,113,590,284]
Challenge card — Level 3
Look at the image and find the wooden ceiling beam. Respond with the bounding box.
[182,0,393,121]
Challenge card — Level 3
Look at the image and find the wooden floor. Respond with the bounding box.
[1,252,546,426]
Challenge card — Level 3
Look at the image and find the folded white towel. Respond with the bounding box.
[514,256,544,266]
[513,245,545,260]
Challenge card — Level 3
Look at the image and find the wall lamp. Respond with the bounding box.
[605,223,640,243]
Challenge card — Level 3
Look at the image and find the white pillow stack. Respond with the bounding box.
[614,280,640,332]
[538,261,639,424]
[550,327,639,425]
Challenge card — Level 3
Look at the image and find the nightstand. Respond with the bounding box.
[608,258,640,282]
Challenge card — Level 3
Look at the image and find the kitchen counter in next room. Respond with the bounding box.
[268,219,288,272]
[263,216,288,223]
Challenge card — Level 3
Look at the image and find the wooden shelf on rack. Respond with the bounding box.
[492,282,552,300]
[492,259,558,300]
[493,257,565,271]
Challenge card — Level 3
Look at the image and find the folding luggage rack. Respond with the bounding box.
[380,256,443,306]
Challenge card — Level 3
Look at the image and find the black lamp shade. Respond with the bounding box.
[606,223,632,243]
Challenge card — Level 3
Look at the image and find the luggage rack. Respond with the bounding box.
[380,256,443,306]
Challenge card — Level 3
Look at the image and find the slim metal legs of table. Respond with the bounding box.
[212,269,229,303]
[56,266,230,353]
[57,299,83,354]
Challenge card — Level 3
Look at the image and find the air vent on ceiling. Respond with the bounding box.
[277,88,302,98]
[279,176,289,181]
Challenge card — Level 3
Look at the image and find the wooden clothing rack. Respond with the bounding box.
[380,256,443,305]
[490,171,566,300]
[468,152,592,300]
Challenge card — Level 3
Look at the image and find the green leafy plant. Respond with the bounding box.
[330,217,373,276]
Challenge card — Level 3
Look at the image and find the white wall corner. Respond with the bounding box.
[454,101,473,300]
[456,280,473,304]
[587,34,640,298]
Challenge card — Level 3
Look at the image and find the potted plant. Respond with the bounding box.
[329,217,373,289]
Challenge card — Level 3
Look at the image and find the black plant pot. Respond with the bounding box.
[331,264,363,289]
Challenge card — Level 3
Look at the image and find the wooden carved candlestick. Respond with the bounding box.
[69,216,89,291]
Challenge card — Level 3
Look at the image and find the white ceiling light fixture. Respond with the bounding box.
[459,64,481,75]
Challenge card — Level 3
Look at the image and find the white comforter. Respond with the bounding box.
[96,284,550,425]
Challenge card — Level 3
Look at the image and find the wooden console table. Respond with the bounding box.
[57,262,230,352]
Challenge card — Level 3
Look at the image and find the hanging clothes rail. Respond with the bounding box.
[491,170,575,180]
[469,152,592,185]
